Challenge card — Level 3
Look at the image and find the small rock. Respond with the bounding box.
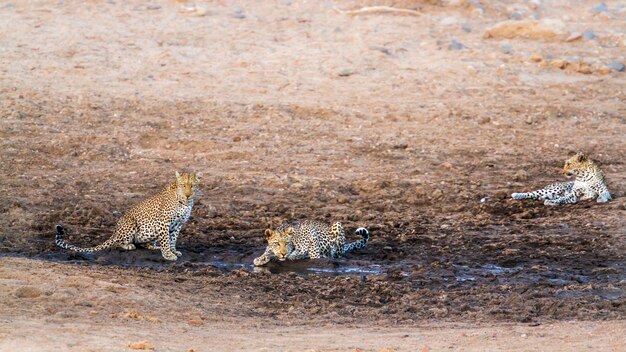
[550,59,567,69]
[483,19,567,41]
[233,8,246,19]
[337,196,348,204]
[529,53,543,62]
[565,33,582,42]
[582,30,597,40]
[528,0,541,10]
[232,136,242,142]
[128,342,155,350]
[462,25,472,32]
[383,246,393,251]
[195,7,209,16]
[188,319,204,326]
[440,16,459,26]
[448,39,465,50]
[510,11,524,20]
[479,116,491,124]
[519,210,533,219]
[513,170,528,181]
[368,45,392,56]
[15,287,42,299]
[591,3,608,13]
[393,143,408,149]
[597,66,613,75]
[575,61,593,74]
[441,162,453,169]
[431,189,444,199]
[606,61,625,72]
[565,56,581,64]
[501,43,513,54]
[338,69,355,77]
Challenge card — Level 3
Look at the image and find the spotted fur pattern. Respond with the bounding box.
[511,153,611,206]
[56,172,201,261]
[253,220,369,266]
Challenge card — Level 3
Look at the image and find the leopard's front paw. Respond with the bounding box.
[162,252,178,261]
[173,250,182,257]
[544,199,559,206]
[253,256,269,266]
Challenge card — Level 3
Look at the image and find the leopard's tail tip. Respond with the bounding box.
[55,225,66,247]
[511,193,526,200]
[355,227,369,239]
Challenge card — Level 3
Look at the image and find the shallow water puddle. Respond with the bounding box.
[453,263,524,282]
[199,260,384,276]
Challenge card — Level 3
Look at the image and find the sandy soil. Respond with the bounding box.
[1,0,625,350]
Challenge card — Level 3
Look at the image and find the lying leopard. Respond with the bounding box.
[512,153,611,206]
[56,171,201,261]
[254,219,369,266]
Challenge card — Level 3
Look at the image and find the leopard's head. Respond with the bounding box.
[563,153,593,177]
[264,227,294,261]
[175,171,202,205]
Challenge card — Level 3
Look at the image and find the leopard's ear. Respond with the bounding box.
[264,229,273,240]
[175,171,181,179]
[284,227,294,235]
[576,153,587,162]
[195,172,203,181]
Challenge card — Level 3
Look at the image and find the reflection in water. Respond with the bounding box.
[200,261,383,276]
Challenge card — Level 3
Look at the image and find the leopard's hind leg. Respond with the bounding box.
[114,217,138,251]
[544,192,578,206]
[330,222,346,258]
[512,181,573,201]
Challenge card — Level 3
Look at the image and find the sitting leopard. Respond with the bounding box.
[253,219,369,266]
[511,153,611,206]
[56,171,201,261]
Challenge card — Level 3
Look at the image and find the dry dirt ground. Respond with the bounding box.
[1,0,625,351]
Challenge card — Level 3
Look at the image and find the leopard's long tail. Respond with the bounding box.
[55,225,116,253]
[511,191,541,200]
[343,227,369,252]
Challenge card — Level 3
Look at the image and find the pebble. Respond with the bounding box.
[484,19,567,40]
[338,69,355,77]
[591,3,608,13]
[368,45,392,56]
[462,25,472,32]
[607,61,625,72]
[528,0,541,10]
[15,287,42,298]
[440,16,459,26]
[550,59,567,70]
[501,43,513,54]
[128,342,155,350]
[529,53,542,62]
[233,8,246,19]
[565,33,582,42]
[582,30,597,40]
[575,61,593,74]
[448,39,465,50]
[513,170,528,181]
[565,56,581,63]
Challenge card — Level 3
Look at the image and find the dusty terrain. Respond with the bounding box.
[1,0,625,351]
